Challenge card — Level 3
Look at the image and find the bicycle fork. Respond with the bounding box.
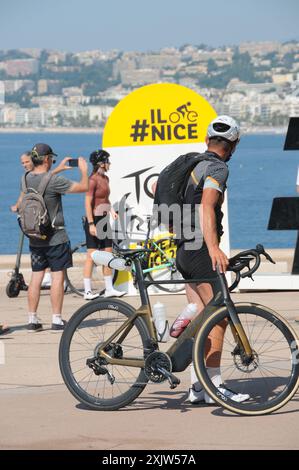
[218,271,253,359]
[226,300,254,358]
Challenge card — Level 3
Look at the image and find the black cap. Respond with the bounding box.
[31,143,57,157]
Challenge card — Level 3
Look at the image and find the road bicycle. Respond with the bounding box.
[65,216,184,296]
[59,244,299,415]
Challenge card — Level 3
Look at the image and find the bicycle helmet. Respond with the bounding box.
[207,115,240,143]
[89,149,110,166]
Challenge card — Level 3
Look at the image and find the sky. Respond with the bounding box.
[0,0,298,52]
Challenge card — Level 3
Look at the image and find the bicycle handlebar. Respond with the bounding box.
[228,244,275,283]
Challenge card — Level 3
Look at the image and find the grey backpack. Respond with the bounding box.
[18,171,58,240]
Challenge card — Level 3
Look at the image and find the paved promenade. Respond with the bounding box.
[0,260,299,450]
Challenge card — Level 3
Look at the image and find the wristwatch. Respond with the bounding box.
[88,221,95,226]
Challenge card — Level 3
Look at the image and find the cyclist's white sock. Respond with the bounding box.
[104,276,113,291]
[28,313,38,324]
[84,278,92,294]
[190,365,221,391]
[190,363,203,391]
[207,367,221,388]
[52,314,64,325]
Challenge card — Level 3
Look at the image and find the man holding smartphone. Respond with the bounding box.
[21,143,88,331]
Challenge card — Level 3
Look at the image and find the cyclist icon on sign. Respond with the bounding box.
[177,101,191,117]
[169,102,198,123]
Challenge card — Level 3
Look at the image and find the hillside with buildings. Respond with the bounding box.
[0,40,298,130]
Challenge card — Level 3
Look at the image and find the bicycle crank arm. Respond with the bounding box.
[156,366,180,389]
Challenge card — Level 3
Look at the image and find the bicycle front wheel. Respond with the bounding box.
[194,303,299,416]
[59,299,150,411]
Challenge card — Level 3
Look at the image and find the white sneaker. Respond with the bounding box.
[188,386,205,404]
[102,288,125,298]
[204,384,250,404]
[84,291,100,300]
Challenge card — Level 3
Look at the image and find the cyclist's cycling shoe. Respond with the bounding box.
[102,288,125,298]
[205,384,250,404]
[188,386,205,403]
[84,291,99,300]
[188,384,250,404]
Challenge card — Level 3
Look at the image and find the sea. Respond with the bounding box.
[0,132,298,254]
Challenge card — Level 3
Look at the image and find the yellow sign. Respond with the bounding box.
[103,83,216,147]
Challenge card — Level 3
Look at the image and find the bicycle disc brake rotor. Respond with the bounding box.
[144,351,172,383]
[232,346,259,372]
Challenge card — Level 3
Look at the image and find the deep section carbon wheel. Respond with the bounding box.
[194,303,299,416]
[59,299,150,410]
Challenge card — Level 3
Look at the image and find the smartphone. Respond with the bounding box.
[68,159,78,167]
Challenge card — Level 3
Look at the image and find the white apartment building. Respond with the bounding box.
[97,85,131,102]
[88,105,113,124]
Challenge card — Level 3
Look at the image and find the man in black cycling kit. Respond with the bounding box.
[175,115,250,404]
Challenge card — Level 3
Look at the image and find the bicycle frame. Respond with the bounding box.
[134,238,176,275]
[96,256,253,371]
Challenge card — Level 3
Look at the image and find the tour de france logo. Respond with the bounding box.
[130,102,199,143]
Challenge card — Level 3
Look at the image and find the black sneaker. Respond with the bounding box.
[51,320,67,331]
[27,322,43,332]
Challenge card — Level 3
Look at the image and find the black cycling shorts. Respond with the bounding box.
[84,215,113,250]
[176,242,218,284]
[30,242,73,272]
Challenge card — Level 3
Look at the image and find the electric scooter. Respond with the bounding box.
[6,230,62,298]
[6,231,28,298]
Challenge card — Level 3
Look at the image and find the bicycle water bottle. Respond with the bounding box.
[152,302,170,343]
[170,303,198,338]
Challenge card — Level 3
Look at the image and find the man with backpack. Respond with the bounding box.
[154,115,249,404]
[18,143,88,331]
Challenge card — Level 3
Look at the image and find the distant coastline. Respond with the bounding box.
[0,126,287,135]
[0,127,102,134]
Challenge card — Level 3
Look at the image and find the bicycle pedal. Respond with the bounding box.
[168,374,180,389]
[157,366,180,389]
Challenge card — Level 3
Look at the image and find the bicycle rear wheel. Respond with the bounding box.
[59,299,150,410]
[147,239,184,293]
[194,303,299,416]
